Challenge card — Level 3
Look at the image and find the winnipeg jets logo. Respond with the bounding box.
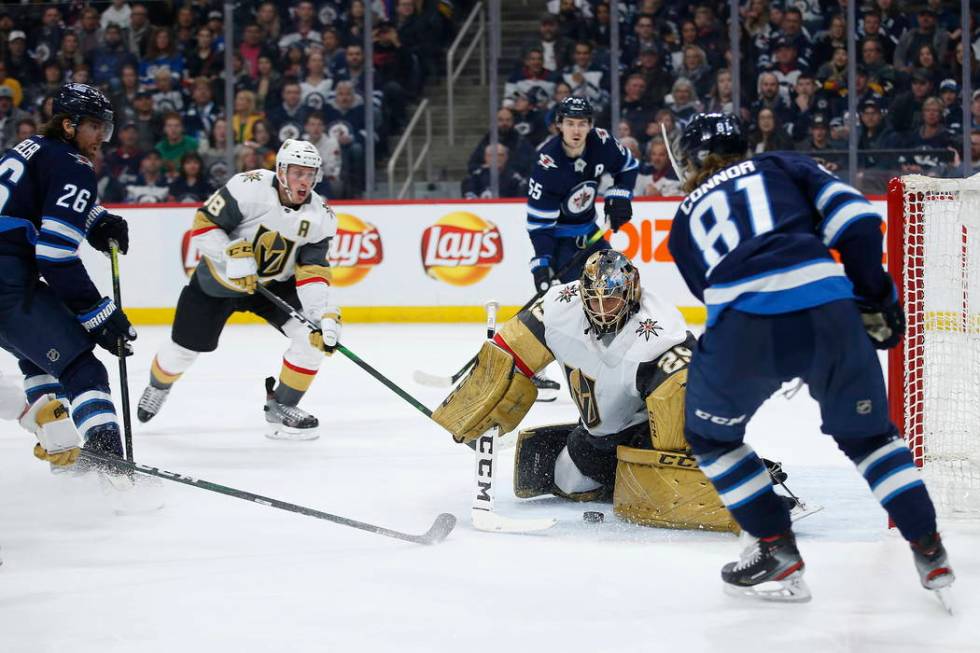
[573,158,587,173]
[557,284,578,303]
[595,127,609,144]
[537,153,558,170]
[565,181,597,215]
[70,153,93,168]
[635,319,663,341]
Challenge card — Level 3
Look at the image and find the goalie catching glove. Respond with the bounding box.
[20,394,81,467]
[309,308,342,354]
[225,239,258,294]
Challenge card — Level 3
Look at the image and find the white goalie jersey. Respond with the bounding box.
[191,169,338,298]
[534,281,692,437]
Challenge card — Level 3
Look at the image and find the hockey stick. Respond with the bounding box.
[109,241,134,462]
[80,449,456,545]
[413,226,610,388]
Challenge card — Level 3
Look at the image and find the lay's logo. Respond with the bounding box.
[328,213,384,286]
[420,212,503,286]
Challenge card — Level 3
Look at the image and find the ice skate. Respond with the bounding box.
[137,385,170,423]
[532,372,559,402]
[721,530,811,602]
[264,382,319,441]
[910,532,955,613]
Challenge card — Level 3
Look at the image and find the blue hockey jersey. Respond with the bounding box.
[526,127,638,263]
[667,152,890,327]
[0,136,107,312]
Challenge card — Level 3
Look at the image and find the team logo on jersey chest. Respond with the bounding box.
[241,171,263,182]
[538,153,558,170]
[564,365,601,429]
[253,225,296,277]
[635,318,663,341]
[566,181,597,215]
[557,284,578,302]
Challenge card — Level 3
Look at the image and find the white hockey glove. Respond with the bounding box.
[20,394,81,467]
[309,308,342,355]
[225,239,258,294]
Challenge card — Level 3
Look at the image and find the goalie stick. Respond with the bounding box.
[413,226,610,388]
[80,450,456,545]
[471,301,558,533]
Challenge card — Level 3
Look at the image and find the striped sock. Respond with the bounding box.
[150,356,183,390]
[695,443,790,537]
[69,388,119,441]
[275,359,318,406]
[852,437,937,541]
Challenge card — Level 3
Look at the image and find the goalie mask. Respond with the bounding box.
[275,139,323,203]
[579,250,641,336]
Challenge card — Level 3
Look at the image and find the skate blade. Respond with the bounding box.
[933,587,954,615]
[471,509,558,534]
[789,501,824,523]
[723,570,812,603]
[265,425,320,441]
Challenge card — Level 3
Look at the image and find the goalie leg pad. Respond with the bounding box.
[646,368,689,452]
[432,341,537,443]
[513,423,578,498]
[613,445,740,533]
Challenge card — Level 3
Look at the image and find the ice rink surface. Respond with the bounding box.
[0,324,977,653]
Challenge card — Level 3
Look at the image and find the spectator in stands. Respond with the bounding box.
[184,77,220,144]
[31,62,65,112]
[267,81,309,143]
[204,11,226,53]
[323,81,369,193]
[889,69,934,134]
[678,45,714,101]
[666,78,701,130]
[817,46,848,96]
[670,21,699,73]
[15,117,36,142]
[279,0,321,54]
[304,111,343,198]
[801,113,844,173]
[634,138,681,197]
[131,90,161,151]
[461,143,527,199]
[861,36,898,98]
[510,90,548,147]
[55,33,86,74]
[623,13,659,69]
[555,0,590,44]
[101,0,132,30]
[111,64,140,123]
[151,68,185,114]
[71,63,93,86]
[560,41,608,114]
[301,50,334,110]
[543,81,573,130]
[156,112,199,176]
[899,96,956,176]
[0,87,29,151]
[693,4,726,69]
[468,107,535,177]
[125,150,170,203]
[0,61,23,110]
[857,98,898,172]
[585,1,611,51]
[254,55,281,113]
[748,107,794,153]
[105,122,145,187]
[813,14,847,69]
[620,74,655,146]
[628,45,671,110]
[973,91,980,131]
[32,7,65,66]
[525,14,573,73]
[321,28,345,71]
[788,73,832,141]
[6,31,38,87]
[187,27,221,82]
[141,28,185,86]
[506,48,560,113]
[768,37,803,100]
[255,2,283,44]
[751,71,793,126]
[125,4,152,58]
[248,119,277,170]
[395,0,434,81]
[858,9,895,61]
[199,117,231,187]
[894,8,949,73]
[939,80,963,134]
[239,24,269,79]
[951,41,980,93]
[969,130,980,174]
[373,20,417,130]
[174,7,197,54]
[168,152,212,202]
[705,68,735,114]
[232,89,264,143]
[91,24,137,91]
[335,43,370,101]
[911,44,944,90]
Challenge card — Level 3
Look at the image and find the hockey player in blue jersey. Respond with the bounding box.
[0,83,134,461]
[525,96,639,398]
[667,113,953,605]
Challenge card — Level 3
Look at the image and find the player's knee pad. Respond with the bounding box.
[154,340,200,383]
[513,422,578,498]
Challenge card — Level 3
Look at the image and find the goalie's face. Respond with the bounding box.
[580,252,639,336]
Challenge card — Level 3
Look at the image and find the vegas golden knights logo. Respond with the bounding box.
[253,225,296,277]
[564,365,600,428]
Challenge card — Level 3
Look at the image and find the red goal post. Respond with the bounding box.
[887,174,980,515]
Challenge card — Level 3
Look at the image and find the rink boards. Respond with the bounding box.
[90,197,888,325]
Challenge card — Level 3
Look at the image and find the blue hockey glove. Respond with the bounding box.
[77,298,137,356]
[856,291,906,350]
[87,212,129,254]
[604,194,632,232]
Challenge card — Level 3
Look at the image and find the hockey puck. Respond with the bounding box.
[583,511,604,523]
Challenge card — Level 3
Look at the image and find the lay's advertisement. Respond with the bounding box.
[82,198,887,324]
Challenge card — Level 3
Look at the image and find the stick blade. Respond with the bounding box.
[416,513,457,544]
[471,509,558,534]
[412,370,453,388]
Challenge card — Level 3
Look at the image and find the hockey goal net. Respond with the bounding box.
[888,174,980,515]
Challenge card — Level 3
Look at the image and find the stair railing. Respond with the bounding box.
[386,99,432,198]
[446,2,486,146]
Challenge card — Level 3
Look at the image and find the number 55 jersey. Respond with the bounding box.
[667,152,887,327]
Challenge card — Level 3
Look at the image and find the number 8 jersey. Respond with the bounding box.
[667,152,883,328]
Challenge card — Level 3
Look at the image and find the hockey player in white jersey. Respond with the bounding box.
[137,140,340,440]
[432,250,789,532]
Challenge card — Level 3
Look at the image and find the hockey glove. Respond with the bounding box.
[20,394,81,467]
[857,291,906,350]
[603,194,632,232]
[77,297,137,356]
[225,239,258,294]
[309,308,342,355]
[531,261,554,293]
[87,212,129,255]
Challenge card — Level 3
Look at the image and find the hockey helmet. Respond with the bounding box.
[555,96,594,124]
[52,82,115,142]
[579,250,641,337]
[679,113,747,169]
[276,139,323,201]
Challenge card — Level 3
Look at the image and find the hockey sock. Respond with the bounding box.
[19,360,67,404]
[150,341,199,389]
[275,358,318,406]
[687,431,791,538]
[58,354,119,443]
[836,434,937,542]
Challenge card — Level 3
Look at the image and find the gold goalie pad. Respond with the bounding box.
[613,446,739,533]
[432,341,537,443]
[645,368,689,452]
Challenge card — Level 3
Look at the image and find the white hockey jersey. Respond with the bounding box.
[191,169,338,297]
[537,281,691,437]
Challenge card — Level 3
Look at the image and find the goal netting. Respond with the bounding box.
[888,174,980,516]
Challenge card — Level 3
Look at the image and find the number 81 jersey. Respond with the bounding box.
[667,152,881,328]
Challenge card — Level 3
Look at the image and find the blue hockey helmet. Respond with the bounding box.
[555,96,594,123]
[680,113,747,168]
[53,83,115,142]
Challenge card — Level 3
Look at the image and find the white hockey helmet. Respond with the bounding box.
[276,139,323,200]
